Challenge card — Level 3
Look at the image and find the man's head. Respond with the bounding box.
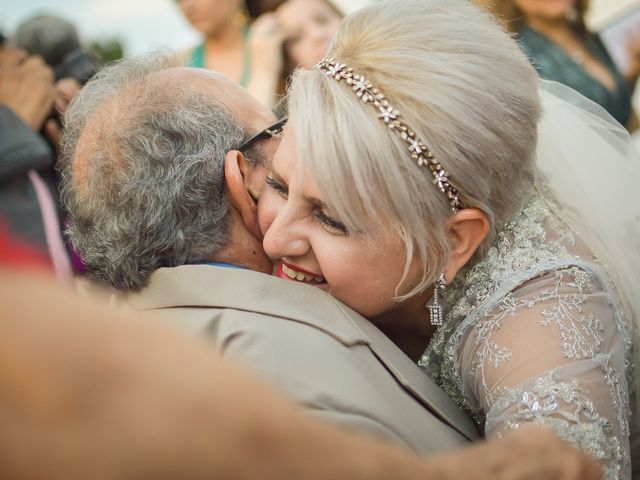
[60,53,277,291]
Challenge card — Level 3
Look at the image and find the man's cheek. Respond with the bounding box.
[257,194,276,238]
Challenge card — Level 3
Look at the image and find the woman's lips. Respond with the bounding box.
[276,261,327,287]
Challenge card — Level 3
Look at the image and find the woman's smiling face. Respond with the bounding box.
[258,125,424,318]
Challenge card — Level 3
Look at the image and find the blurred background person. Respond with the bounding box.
[275,0,342,113]
[276,0,342,70]
[478,0,638,131]
[246,0,343,112]
[175,0,342,109]
[13,14,101,86]
[2,14,101,276]
[176,0,286,108]
[0,43,77,279]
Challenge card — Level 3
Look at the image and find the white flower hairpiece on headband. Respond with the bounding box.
[315,57,463,212]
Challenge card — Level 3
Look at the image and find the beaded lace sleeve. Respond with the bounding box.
[458,267,631,479]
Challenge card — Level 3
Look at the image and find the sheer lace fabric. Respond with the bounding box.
[419,196,636,480]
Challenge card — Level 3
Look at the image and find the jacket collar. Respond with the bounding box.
[126,265,478,440]
[126,265,367,346]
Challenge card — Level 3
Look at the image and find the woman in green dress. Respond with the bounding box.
[479,0,639,131]
[176,0,286,108]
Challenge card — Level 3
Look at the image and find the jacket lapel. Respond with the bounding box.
[126,265,368,346]
[349,312,479,441]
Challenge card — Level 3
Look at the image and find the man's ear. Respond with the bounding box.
[224,150,262,239]
[443,209,490,283]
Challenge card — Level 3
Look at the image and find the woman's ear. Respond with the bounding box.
[443,208,490,282]
[224,150,262,239]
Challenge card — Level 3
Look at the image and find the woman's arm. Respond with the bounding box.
[0,268,601,480]
[246,13,286,110]
[461,267,631,479]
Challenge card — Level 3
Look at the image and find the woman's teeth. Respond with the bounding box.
[282,264,324,283]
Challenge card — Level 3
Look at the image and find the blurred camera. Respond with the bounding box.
[54,48,101,84]
[14,14,101,85]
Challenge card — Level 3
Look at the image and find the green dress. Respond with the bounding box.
[188,28,251,88]
[517,24,632,127]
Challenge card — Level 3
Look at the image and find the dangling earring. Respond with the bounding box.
[426,273,447,327]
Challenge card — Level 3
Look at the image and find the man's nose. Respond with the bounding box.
[263,205,310,260]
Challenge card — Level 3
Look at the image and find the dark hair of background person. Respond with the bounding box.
[245,0,283,19]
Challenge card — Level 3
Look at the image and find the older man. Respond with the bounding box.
[60,54,595,479]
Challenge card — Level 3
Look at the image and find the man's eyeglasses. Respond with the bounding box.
[238,117,287,152]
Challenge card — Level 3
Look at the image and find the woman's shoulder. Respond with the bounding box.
[442,196,619,336]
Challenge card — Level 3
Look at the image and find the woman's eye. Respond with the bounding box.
[266,176,288,198]
[315,210,348,235]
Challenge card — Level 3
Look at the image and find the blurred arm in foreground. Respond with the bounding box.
[0,267,601,480]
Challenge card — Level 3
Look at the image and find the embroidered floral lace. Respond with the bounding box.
[419,197,637,479]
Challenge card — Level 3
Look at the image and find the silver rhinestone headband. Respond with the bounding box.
[314,57,463,212]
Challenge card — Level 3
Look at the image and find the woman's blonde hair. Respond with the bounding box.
[288,0,542,298]
[476,0,590,33]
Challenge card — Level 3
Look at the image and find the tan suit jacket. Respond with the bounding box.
[125,265,479,455]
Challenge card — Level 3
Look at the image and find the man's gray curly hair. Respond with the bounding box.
[59,52,246,291]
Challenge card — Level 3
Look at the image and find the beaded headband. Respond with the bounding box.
[314,57,463,212]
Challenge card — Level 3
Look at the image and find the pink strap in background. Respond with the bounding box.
[27,169,72,280]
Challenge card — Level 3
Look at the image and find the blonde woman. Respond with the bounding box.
[258,0,640,478]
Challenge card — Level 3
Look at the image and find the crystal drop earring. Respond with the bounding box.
[426,273,447,327]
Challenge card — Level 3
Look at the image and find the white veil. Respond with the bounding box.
[536,80,640,467]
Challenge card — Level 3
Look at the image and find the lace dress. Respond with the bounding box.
[419,196,637,479]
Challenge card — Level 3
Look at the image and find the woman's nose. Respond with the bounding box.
[262,205,310,261]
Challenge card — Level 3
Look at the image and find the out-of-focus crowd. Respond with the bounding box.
[1,0,638,273]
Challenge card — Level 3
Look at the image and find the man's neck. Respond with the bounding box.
[209,250,254,271]
[208,229,273,275]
